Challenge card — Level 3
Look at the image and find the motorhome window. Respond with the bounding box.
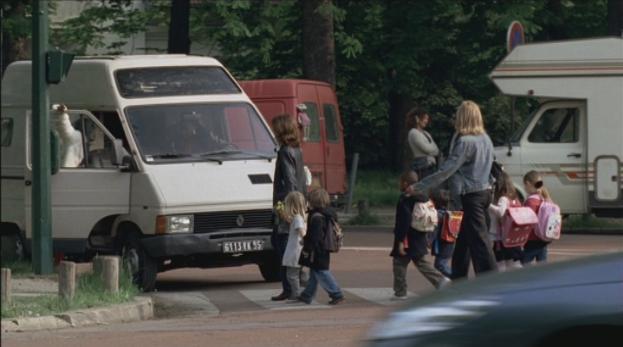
[115,67,240,98]
[92,111,130,151]
[528,108,579,143]
[1,118,13,146]
[323,104,340,143]
[125,103,276,163]
[304,102,321,142]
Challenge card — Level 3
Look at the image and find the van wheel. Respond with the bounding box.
[121,234,157,292]
[0,225,27,263]
[258,256,281,282]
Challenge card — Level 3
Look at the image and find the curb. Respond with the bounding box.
[1,296,153,333]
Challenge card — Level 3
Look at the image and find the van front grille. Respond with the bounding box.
[194,209,273,233]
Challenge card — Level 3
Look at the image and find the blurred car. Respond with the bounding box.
[366,252,623,347]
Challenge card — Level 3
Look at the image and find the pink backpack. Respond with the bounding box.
[501,199,538,248]
[528,196,562,242]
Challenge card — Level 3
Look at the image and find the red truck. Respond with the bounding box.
[240,79,347,199]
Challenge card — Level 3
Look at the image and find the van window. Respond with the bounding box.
[125,103,276,163]
[528,108,579,143]
[323,104,340,143]
[304,102,321,142]
[1,118,13,146]
[115,67,240,98]
[55,114,120,169]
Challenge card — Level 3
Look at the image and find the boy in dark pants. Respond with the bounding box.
[430,190,455,278]
[391,171,451,300]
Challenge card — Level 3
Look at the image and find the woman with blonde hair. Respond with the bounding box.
[410,100,497,279]
[270,114,307,301]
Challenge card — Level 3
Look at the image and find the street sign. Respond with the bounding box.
[507,21,525,53]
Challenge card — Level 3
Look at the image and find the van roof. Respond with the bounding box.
[239,79,332,99]
[490,37,623,79]
[1,55,231,107]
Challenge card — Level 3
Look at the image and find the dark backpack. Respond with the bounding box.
[317,213,343,253]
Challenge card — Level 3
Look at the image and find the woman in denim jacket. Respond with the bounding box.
[409,101,497,279]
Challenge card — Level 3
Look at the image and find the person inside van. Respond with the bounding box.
[52,104,84,168]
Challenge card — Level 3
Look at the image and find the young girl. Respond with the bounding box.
[488,171,523,271]
[391,171,450,300]
[281,191,307,301]
[297,188,345,305]
[522,171,551,265]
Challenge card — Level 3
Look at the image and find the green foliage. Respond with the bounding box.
[352,170,400,207]
[1,266,139,319]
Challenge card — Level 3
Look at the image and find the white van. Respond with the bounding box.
[1,55,281,290]
[490,37,623,218]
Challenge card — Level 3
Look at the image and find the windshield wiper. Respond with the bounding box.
[150,153,192,159]
[199,149,274,162]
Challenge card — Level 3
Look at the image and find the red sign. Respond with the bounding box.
[507,21,525,53]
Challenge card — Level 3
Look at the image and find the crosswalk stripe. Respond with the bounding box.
[344,287,416,306]
[239,289,330,311]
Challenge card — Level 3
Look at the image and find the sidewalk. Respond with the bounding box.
[1,265,153,332]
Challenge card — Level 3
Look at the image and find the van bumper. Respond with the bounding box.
[140,228,274,258]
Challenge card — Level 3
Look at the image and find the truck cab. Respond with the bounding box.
[490,37,623,217]
[1,56,281,290]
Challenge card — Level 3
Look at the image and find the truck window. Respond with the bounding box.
[528,108,579,143]
[125,103,276,163]
[1,118,13,146]
[55,114,119,169]
[304,102,321,142]
[323,104,340,143]
[115,67,240,98]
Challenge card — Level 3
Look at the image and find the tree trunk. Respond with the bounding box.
[607,0,623,36]
[1,3,30,75]
[301,0,336,87]
[167,0,191,54]
[387,90,413,171]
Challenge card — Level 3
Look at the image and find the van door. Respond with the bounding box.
[297,84,325,190]
[24,109,131,255]
[519,102,587,214]
[318,87,346,196]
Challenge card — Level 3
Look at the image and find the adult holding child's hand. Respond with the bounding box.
[409,101,497,279]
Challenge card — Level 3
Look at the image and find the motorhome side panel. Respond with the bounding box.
[1,107,27,233]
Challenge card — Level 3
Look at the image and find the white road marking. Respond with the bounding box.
[342,246,623,255]
[151,291,220,316]
[239,289,330,311]
[344,287,417,306]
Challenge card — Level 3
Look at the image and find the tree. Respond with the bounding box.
[608,0,623,36]
[1,0,31,74]
[167,0,190,54]
[301,0,336,87]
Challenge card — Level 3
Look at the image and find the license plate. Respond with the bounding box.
[222,240,264,253]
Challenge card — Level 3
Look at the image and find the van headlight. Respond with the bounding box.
[368,298,498,340]
[156,215,194,234]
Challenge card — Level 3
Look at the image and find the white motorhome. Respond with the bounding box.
[1,55,281,290]
[490,37,623,217]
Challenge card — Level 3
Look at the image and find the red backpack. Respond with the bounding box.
[501,199,538,248]
[440,211,463,243]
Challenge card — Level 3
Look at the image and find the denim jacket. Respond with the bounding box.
[414,133,494,196]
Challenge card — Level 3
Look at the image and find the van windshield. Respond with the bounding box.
[125,103,276,163]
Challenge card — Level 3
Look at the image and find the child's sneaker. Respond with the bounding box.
[437,277,452,289]
[328,296,345,305]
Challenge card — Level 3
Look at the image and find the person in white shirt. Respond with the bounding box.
[406,107,439,179]
[52,104,83,168]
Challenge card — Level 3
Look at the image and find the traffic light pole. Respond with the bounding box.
[31,0,53,274]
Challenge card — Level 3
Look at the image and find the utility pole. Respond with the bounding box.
[31,0,52,274]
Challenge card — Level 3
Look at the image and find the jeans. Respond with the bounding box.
[300,269,343,301]
[452,190,497,279]
[285,266,300,299]
[393,256,447,296]
[271,232,291,295]
[434,254,453,278]
[522,245,548,264]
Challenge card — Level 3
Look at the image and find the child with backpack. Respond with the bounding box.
[297,188,345,305]
[391,171,451,300]
[281,191,308,301]
[430,190,455,278]
[522,171,561,265]
[488,171,524,271]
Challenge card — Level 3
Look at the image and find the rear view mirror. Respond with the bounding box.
[111,139,131,168]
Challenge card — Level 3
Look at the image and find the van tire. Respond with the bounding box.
[0,224,27,263]
[258,256,281,282]
[120,234,157,292]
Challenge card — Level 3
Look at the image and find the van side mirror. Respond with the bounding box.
[111,139,131,168]
[50,131,60,175]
